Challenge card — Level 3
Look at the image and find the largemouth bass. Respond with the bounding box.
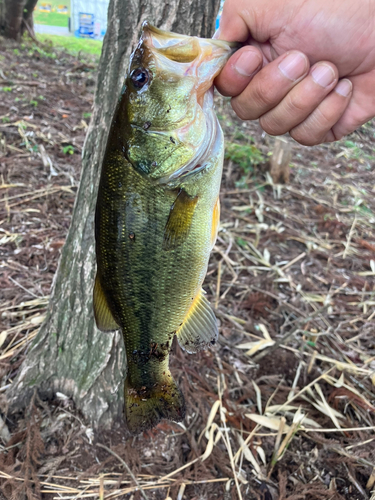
[94,22,235,434]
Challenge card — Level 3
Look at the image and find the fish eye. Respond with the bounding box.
[130,67,150,89]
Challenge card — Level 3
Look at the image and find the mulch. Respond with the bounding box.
[0,36,374,500]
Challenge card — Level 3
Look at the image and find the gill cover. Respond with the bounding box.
[120,22,236,182]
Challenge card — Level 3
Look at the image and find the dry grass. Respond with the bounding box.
[1,37,375,500]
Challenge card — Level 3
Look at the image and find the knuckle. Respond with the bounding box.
[285,93,308,115]
[234,82,278,120]
[312,107,332,129]
[291,132,319,147]
[291,107,333,146]
[231,99,252,120]
[259,114,287,136]
[290,124,322,146]
[251,81,278,110]
[259,92,313,136]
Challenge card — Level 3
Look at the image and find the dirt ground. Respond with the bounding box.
[0,37,374,500]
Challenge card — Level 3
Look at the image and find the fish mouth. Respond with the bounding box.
[142,21,239,52]
[142,22,237,183]
[142,21,238,89]
[126,22,238,183]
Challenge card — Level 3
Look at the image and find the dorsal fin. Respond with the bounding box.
[93,275,119,332]
[176,289,218,353]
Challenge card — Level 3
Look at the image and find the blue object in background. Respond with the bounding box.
[72,1,223,40]
[78,12,95,38]
[71,0,108,40]
[215,0,224,29]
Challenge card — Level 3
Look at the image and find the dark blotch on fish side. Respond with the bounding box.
[131,342,169,364]
[143,121,152,130]
[129,232,135,241]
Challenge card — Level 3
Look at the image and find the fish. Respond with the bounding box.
[94,21,236,435]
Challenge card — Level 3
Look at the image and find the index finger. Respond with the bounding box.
[215,46,263,96]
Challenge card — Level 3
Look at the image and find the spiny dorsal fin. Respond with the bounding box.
[163,189,198,251]
[176,289,218,353]
[93,274,119,332]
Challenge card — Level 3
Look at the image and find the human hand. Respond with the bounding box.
[214,0,375,146]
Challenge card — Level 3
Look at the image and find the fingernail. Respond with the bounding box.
[234,50,262,77]
[311,64,336,88]
[335,78,352,97]
[278,52,308,81]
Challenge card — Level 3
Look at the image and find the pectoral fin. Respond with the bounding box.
[176,289,218,353]
[93,275,119,332]
[163,189,198,251]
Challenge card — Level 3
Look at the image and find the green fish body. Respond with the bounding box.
[94,22,235,434]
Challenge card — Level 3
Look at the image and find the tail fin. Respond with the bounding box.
[125,370,185,435]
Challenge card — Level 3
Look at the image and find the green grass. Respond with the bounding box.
[34,11,69,27]
[38,0,69,8]
[225,142,264,173]
[34,0,70,27]
[36,34,103,57]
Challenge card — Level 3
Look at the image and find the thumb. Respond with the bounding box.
[216,0,285,44]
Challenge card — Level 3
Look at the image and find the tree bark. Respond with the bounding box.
[0,0,38,40]
[8,0,221,428]
[3,0,24,39]
[21,0,38,39]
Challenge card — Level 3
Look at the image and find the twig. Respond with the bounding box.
[343,215,357,259]
[9,276,43,299]
[22,18,39,43]
[250,285,321,324]
[253,304,330,362]
[96,443,149,500]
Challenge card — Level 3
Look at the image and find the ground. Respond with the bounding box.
[0,35,375,500]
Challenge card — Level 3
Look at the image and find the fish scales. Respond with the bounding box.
[94,22,236,434]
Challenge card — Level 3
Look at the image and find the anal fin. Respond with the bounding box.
[176,289,218,353]
[93,275,119,332]
[163,189,198,251]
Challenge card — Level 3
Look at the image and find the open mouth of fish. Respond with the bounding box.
[128,22,238,184]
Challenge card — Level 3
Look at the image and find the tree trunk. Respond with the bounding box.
[8,0,221,428]
[21,0,38,39]
[0,0,38,40]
